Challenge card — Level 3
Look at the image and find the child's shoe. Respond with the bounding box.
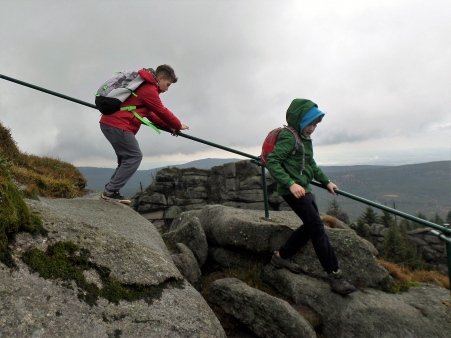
[328,270,357,295]
[101,190,131,205]
[271,251,303,274]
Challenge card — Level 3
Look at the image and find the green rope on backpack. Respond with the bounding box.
[132,111,161,134]
[119,106,161,134]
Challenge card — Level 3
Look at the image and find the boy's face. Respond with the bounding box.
[157,75,172,93]
[302,121,319,137]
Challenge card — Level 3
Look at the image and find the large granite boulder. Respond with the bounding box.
[209,278,316,338]
[0,194,225,338]
[163,216,208,267]
[171,205,391,289]
[262,265,451,338]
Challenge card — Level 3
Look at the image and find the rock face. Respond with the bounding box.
[2,189,449,338]
[262,266,451,338]
[0,193,225,338]
[169,205,392,289]
[209,278,317,338]
[165,205,450,338]
[131,161,275,232]
[132,160,446,270]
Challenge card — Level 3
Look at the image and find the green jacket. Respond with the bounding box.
[266,98,330,196]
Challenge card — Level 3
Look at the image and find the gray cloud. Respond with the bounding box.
[1,0,450,167]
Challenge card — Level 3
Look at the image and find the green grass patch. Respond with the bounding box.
[22,241,184,307]
[0,159,47,268]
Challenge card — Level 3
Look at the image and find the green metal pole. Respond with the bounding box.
[0,74,97,109]
[444,224,451,296]
[0,74,260,159]
[310,181,451,235]
[261,165,270,219]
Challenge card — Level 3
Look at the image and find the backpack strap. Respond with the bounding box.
[120,105,161,134]
[284,126,301,154]
[284,125,305,173]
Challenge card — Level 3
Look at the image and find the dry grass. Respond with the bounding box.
[379,259,449,290]
[322,215,340,228]
[411,270,450,289]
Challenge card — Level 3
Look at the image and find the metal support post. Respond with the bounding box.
[261,165,270,219]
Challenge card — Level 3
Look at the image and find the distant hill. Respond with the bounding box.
[78,158,241,198]
[312,161,450,222]
[78,159,450,222]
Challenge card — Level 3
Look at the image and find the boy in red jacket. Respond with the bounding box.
[100,65,189,204]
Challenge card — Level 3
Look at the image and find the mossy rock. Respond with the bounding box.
[22,241,184,307]
[0,163,46,268]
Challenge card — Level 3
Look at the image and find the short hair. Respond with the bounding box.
[156,64,178,83]
[312,115,323,125]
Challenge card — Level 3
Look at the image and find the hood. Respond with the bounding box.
[286,99,318,134]
[138,69,161,92]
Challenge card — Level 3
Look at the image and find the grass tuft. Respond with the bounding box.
[322,215,340,228]
[379,259,449,292]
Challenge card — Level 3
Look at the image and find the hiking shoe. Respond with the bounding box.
[101,190,131,205]
[271,251,303,274]
[328,270,357,295]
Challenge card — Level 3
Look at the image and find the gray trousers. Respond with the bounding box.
[100,123,142,192]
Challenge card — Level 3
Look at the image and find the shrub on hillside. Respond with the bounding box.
[382,223,425,271]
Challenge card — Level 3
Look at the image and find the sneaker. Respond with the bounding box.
[101,190,131,205]
[328,270,357,295]
[271,251,303,274]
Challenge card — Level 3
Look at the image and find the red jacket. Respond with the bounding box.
[99,69,182,135]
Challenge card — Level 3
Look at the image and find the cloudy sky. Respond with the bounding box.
[1,0,450,169]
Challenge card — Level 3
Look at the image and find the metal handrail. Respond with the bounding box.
[310,181,451,236]
[2,73,449,290]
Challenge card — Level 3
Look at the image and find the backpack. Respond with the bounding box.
[94,71,145,115]
[260,125,304,168]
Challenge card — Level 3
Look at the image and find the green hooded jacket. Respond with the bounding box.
[266,98,330,196]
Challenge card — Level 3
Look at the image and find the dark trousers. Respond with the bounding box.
[279,193,339,273]
[100,123,143,192]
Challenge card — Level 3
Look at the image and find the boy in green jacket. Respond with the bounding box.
[266,98,357,295]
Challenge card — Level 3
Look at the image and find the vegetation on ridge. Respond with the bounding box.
[0,121,86,267]
[0,122,86,198]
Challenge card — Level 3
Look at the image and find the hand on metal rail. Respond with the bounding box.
[170,123,189,136]
[326,182,338,195]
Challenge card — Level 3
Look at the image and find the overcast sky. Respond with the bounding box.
[1,0,450,169]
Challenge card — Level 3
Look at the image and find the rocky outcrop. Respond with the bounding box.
[131,161,277,232]
[169,205,391,289]
[132,160,446,271]
[3,191,449,338]
[262,266,450,338]
[163,205,450,338]
[1,192,225,338]
[208,278,317,338]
